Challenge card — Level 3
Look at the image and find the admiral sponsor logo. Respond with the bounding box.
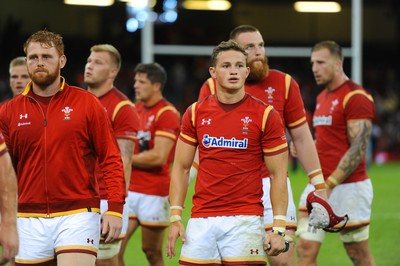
[313,115,332,126]
[18,122,31,127]
[202,134,248,149]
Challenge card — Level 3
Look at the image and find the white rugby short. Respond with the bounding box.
[262,177,297,230]
[125,191,169,227]
[100,199,129,238]
[98,200,128,259]
[15,212,99,264]
[297,179,373,241]
[180,216,267,265]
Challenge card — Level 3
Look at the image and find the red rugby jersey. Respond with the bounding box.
[313,80,375,183]
[129,98,180,196]
[96,87,140,199]
[180,94,288,218]
[198,69,305,177]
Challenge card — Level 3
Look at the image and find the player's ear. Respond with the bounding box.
[209,67,216,78]
[60,55,67,69]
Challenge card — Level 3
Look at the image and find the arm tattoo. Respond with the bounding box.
[117,139,135,178]
[117,139,134,159]
[338,120,372,177]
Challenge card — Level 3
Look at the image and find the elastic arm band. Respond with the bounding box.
[271,228,286,237]
[326,176,339,188]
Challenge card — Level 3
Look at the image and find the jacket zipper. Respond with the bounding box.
[27,95,51,217]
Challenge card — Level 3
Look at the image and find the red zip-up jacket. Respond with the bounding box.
[0,78,125,217]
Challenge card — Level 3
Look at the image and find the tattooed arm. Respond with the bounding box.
[117,138,135,193]
[327,119,372,186]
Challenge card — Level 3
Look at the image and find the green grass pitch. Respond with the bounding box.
[122,162,400,265]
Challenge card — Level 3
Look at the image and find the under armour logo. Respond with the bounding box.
[201,118,211,125]
[250,249,259,255]
[20,114,28,119]
[87,238,94,244]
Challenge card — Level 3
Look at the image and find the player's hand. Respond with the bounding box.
[289,141,298,158]
[264,231,287,256]
[0,223,19,265]
[314,188,329,200]
[101,213,122,243]
[166,220,185,259]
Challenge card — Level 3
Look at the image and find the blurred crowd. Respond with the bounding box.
[1,36,399,164]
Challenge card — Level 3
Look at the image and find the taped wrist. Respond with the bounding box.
[308,169,326,191]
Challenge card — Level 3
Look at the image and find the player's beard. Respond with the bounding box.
[30,66,59,88]
[247,56,269,83]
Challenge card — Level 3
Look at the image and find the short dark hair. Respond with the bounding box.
[211,40,247,67]
[312,40,343,61]
[134,63,167,90]
[229,25,259,40]
[24,29,64,56]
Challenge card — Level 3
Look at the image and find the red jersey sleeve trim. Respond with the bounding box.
[115,135,137,141]
[207,78,216,95]
[285,74,291,100]
[191,102,197,128]
[0,142,6,154]
[343,90,374,109]
[112,100,135,122]
[261,105,274,132]
[263,143,288,154]
[155,106,180,122]
[155,130,178,140]
[105,211,123,218]
[180,132,197,144]
[287,116,307,128]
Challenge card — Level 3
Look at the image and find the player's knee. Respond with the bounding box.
[295,219,321,265]
[142,246,163,263]
[340,225,369,243]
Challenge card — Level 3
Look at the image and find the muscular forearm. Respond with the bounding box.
[265,152,289,228]
[290,124,322,174]
[132,150,166,168]
[328,119,372,186]
[117,139,134,192]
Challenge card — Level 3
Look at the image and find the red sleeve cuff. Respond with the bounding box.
[107,201,124,215]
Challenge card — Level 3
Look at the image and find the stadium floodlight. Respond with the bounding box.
[182,0,231,11]
[294,1,341,13]
[64,0,114,6]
